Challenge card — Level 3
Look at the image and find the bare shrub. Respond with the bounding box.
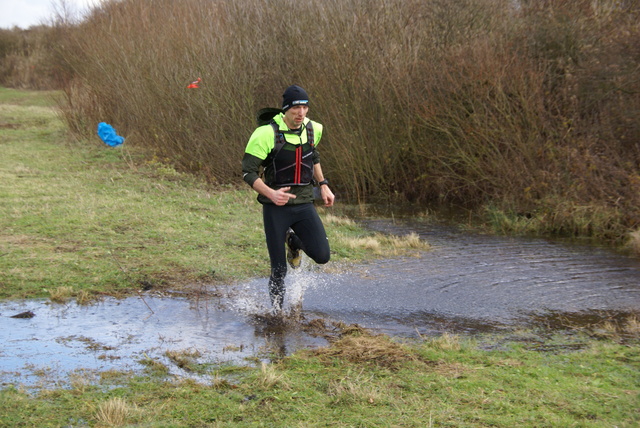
[414,37,551,206]
[54,0,640,244]
[0,26,71,89]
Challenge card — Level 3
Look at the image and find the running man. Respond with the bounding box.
[242,85,334,313]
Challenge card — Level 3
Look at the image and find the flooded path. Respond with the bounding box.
[2,220,639,388]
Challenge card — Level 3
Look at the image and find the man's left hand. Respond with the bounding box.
[320,185,334,207]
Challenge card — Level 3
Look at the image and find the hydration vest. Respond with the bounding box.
[266,120,315,186]
[256,108,315,187]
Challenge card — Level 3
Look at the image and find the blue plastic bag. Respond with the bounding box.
[97,122,125,147]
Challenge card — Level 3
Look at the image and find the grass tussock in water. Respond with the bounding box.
[626,229,640,257]
[335,231,429,257]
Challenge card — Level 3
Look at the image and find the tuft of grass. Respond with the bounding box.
[626,316,640,336]
[95,397,137,427]
[387,232,426,249]
[310,326,419,370]
[75,289,96,305]
[138,356,170,377]
[321,213,356,227]
[48,286,73,303]
[335,231,429,257]
[339,235,382,252]
[483,202,628,244]
[590,315,640,342]
[429,332,462,351]
[256,362,286,389]
[327,372,383,406]
[165,349,205,373]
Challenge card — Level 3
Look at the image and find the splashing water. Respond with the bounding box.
[221,256,331,318]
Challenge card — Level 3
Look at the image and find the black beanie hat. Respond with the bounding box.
[282,85,309,112]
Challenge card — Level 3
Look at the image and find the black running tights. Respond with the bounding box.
[262,203,330,305]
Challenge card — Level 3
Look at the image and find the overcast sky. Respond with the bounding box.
[0,0,95,29]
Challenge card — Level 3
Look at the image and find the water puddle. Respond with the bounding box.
[340,220,640,333]
[2,220,639,388]
[0,293,329,389]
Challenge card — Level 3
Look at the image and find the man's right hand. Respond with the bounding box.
[270,187,296,206]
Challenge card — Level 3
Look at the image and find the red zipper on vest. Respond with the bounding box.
[294,146,302,184]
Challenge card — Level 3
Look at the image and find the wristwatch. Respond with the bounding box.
[317,179,329,187]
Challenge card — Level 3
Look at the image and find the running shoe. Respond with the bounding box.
[286,228,302,269]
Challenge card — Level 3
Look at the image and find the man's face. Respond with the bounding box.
[283,105,309,129]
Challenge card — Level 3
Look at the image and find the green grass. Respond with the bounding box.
[0,86,426,300]
[0,86,60,106]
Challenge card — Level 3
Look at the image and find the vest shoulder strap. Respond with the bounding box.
[306,121,314,147]
[270,121,287,154]
[269,120,314,156]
